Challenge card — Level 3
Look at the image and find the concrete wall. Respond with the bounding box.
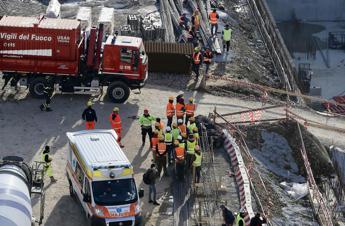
[266,0,345,21]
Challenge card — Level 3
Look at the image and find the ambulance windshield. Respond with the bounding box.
[92,178,137,206]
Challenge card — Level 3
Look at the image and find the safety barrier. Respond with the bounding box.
[223,130,255,225]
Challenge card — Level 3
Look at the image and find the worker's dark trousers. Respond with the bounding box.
[166,144,173,163]
[223,40,230,52]
[211,23,218,35]
[185,114,193,125]
[141,127,153,146]
[186,153,194,170]
[205,63,211,74]
[194,166,201,183]
[175,161,185,180]
[156,155,167,176]
[192,64,200,79]
[167,116,173,128]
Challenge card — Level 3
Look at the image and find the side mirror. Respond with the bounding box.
[139,188,144,198]
[83,193,91,203]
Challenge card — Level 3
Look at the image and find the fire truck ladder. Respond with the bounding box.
[31,161,46,225]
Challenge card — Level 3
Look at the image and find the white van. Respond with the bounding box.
[66,130,143,226]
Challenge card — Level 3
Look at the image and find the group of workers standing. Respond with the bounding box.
[141,94,203,204]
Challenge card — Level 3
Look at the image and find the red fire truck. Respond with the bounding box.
[0,15,148,103]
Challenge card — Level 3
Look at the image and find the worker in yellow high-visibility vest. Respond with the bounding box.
[42,146,57,183]
[192,146,202,183]
[222,24,233,53]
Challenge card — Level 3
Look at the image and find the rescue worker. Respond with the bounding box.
[146,164,160,205]
[250,212,267,226]
[203,47,213,74]
[179,13,188,30]
[40,84,54,112]
[186,134,197,170]
[222,24,232,52]
[139,109,156,147]
[109,107,124,148]
[192,47,203,80]
[172,123,181,141]
[177,119,187,135]
[151,131,159,161]
[191,9,201,31]
[42,146,57,183]
[82,101,97,130]
[185,97,196,124]
[208,9,219,36]
[156,136,168,177]
[178,135,186,149]
[220,205,235,226]
[165,127,174,164]
[193,127,199,143]
[236,211,246,226]
[156,117,164,130]
[174,140,186,181]
[176,100,185,122]
[193,146,202,183]
[154,122,164,138]
[166,96,175,128]
[187,117,197,134]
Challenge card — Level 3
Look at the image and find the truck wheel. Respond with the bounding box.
[107,81,130,103]
[29,77,46,98]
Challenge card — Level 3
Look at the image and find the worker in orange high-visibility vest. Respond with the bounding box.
[176,99,185,122]
[166,96,175,127]
[208,9,219,36]
[151,131,159,161]
[174,140,186,181]
[178,119,187,134]
[192,47,203,80]
[155,136,168,177]
[185,97,196,124]
[109,107,124,148]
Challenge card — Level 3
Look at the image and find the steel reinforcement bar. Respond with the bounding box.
[246,0,301,97]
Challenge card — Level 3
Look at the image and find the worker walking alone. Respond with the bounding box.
[222,24,233,52]
[40,84,54,112]
[109,107,124,148]
[209,9,219,36]
[166,96,175,128]
[185,97,196,124]
[82,101,97,130]
[192,47,203,80]
[192,147,202,183]
[139,109,156,147]
[42,146,57,183]
[203,47,213,74]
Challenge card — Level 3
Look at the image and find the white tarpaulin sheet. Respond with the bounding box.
[46,0,61,18]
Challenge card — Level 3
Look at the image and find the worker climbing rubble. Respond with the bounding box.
[82,101,97,130]
[42,145,57,183]
[139,109,156,147]
[209,8,220,36]
[192,47,203,80]
[109,107,124,148]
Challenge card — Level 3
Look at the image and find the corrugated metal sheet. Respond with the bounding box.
[144,42,194,55]
[67,130,131,170]
[0,16,79,30]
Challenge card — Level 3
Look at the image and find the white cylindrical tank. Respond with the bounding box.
[0,158,32,226]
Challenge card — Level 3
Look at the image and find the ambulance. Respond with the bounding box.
[66,130,143,226]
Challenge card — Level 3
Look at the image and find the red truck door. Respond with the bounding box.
[118,47,140,76]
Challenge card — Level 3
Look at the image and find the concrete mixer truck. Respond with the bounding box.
[0,156,46,226]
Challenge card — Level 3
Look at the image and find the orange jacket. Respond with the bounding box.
[109,113,122,130]
[175,146,185,162]
[178,124,187,134]
[166,102,175,117]
[157,142,167,156]
[151,137,159,152]
[176,103,185,117]
[185,103,196,117]
[193,52,201,65]
[209,12,218,24]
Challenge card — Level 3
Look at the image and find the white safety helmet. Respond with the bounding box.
[177,119,183,124]
[177,135,183,141]
[166,126,171,132]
